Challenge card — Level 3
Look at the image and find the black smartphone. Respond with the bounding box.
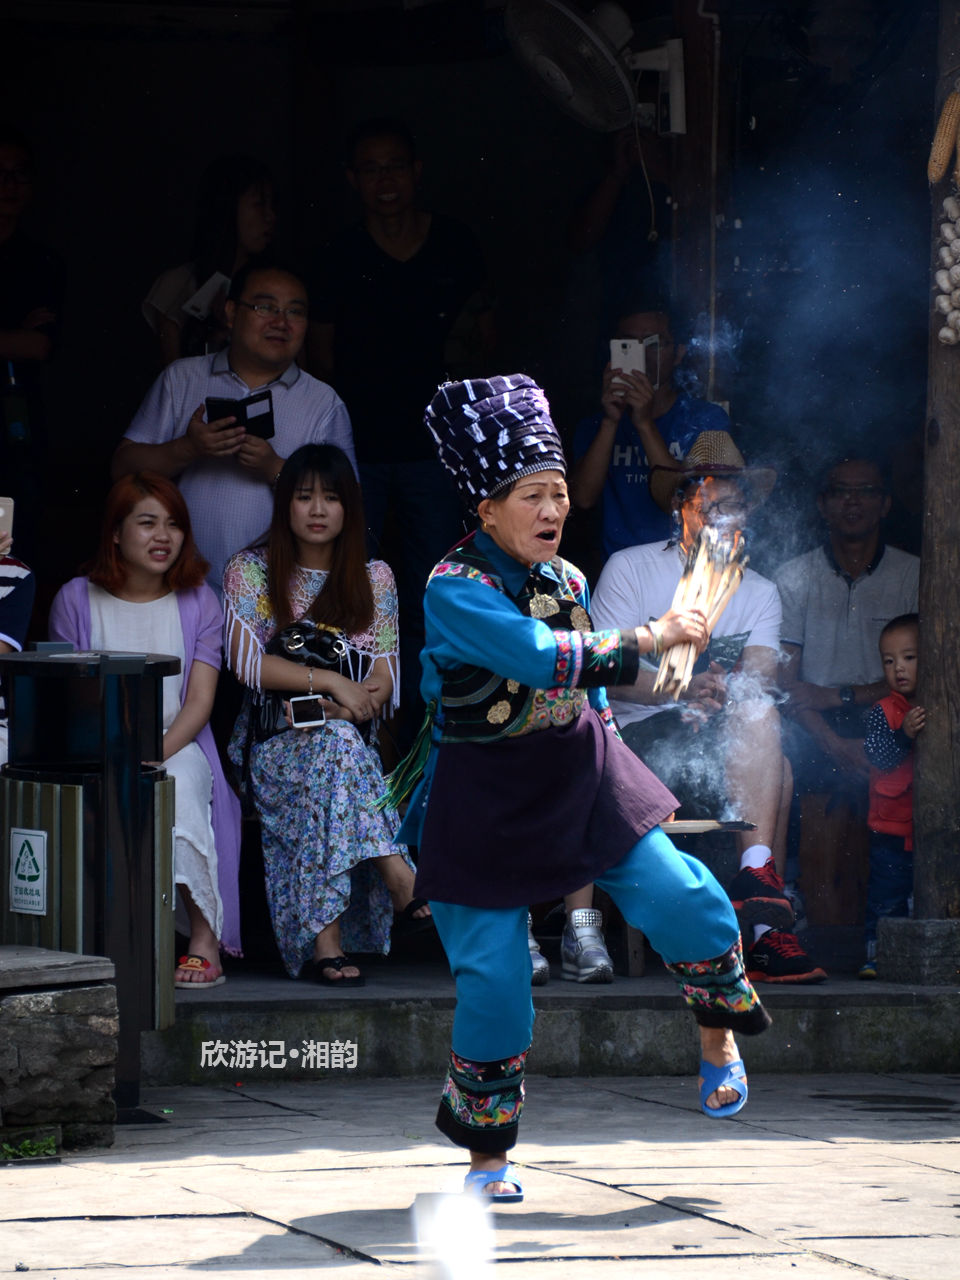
[204,389,275,439]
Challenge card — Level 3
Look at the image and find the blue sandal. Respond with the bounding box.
[699,1058,748,1118]
[463,1163,524,1203]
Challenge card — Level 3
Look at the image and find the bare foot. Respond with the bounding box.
[375,855,432,921]
[699,1026,743,1110]
[176,891,222,983]
[399,896,432,921]
[312,920,361,981]
[174,952,223,985]
[315,954,362,982]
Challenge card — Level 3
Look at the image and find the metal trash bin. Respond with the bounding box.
[0,649,178,1104]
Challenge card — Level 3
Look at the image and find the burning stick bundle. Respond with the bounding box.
[653,526,748,699]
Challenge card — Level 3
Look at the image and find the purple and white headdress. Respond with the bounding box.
[424,374,566,512]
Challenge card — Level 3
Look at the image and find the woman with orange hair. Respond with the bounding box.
[49,472,241,987]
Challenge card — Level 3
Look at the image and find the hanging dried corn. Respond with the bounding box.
[929,88,960,342]
[934,191,960,343]
[653,525,748,700]
[928,88,960,183]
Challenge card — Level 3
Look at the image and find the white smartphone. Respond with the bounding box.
[610,337,645,375]
[288,694,327,728]
[182,271,231,320]
[609,335,661,388]
[0,496,14,539]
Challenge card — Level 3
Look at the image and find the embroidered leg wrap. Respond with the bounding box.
[436,1049,527,1152]
[665,937,772,1036]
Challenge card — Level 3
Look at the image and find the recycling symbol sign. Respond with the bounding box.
[10,827,47,915]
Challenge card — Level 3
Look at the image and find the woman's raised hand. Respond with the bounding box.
[657,607,708,652]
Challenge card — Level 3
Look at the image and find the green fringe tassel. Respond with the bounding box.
[375,699,437,812]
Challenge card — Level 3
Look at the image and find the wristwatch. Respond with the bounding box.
[838,685,855,705]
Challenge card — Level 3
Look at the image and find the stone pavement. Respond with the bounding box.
[2,1070,958,1279]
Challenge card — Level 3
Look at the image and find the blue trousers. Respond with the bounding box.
[431,825,740,1063]
[864,831,913,945]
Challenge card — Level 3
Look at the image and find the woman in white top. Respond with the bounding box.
[49,473,241,987]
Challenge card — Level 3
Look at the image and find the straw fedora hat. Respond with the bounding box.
[649,430,777,511]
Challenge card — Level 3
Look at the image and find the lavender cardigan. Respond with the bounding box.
[48,577,242,955]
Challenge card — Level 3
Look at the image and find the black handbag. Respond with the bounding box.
[251,617,350,743]
[235,617,353,813]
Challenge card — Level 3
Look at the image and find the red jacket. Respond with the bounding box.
[867,691,914,849]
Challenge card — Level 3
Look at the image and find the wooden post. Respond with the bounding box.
[672,2,731,400]
[914,0,960,922]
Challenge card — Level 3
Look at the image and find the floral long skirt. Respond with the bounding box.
[245,721,410,978]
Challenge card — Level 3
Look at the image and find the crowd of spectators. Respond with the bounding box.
[0,115,922,990]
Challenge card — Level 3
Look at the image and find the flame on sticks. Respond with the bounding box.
[653,526,748,700]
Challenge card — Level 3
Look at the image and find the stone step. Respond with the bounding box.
[0,945,117,1149]
[141,951,960,1085]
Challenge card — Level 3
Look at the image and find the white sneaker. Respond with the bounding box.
[561,908,613,983]
[528,913,550,985]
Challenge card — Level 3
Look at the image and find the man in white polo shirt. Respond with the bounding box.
[775,456,919,788]
[112,263,356,594]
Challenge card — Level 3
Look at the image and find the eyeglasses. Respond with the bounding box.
[823,484,885,500]
[685,499,747,518]
[234,299,308,321]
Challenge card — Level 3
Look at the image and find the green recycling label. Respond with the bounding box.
[10,827,47,915]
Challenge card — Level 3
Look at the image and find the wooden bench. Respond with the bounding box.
[598,824,742,977]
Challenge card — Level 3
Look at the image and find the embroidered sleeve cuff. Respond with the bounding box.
[553,626,640,689]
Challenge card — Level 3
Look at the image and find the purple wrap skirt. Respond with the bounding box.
[413,708,678,909]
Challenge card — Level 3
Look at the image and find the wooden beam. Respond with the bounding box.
[672,1,732,401]
[914,0,960,920]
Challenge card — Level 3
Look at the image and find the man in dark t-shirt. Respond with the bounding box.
[313,215,488,466]
[308,118,495,748]
[570,309,731,562]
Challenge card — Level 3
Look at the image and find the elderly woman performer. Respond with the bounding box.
[389,376,772,1202]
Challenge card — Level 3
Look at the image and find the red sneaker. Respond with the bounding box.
[747,930,828,984]
[728,861,795,931]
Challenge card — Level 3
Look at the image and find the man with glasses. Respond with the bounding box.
[775,457,919,801]
[112,264,356,594]
[591,433,827,983]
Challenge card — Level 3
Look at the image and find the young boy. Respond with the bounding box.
[859,613,925,979]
